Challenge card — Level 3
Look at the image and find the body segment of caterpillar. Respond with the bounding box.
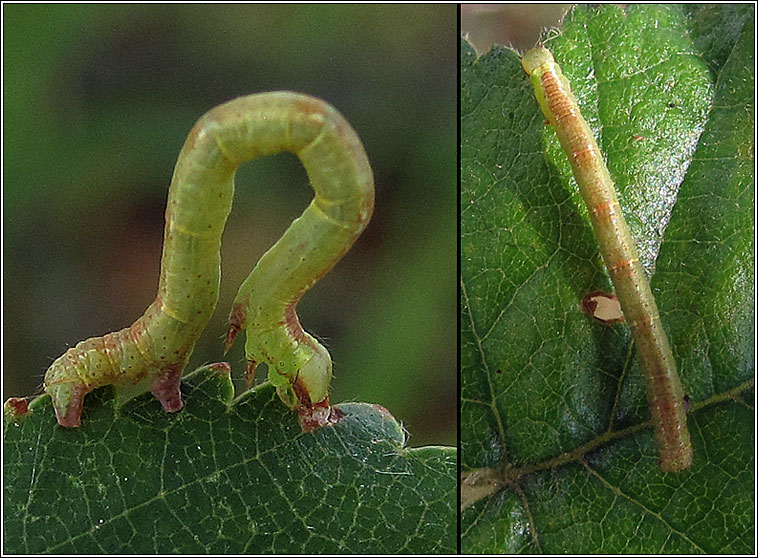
[521,46,692,472]
[44,92,374,429]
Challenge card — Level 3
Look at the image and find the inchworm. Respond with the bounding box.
[521,46,692,471]
[43,92,374,430]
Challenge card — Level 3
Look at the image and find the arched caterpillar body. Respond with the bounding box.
[44,92,374,429]
[521,47,692,472]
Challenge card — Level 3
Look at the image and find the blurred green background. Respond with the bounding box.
[3,4,456,446]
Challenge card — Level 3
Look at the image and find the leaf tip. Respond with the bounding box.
[4,397,30,423]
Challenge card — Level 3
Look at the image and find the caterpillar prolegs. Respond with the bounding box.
[521,47,692,472]
[44,92,375,430]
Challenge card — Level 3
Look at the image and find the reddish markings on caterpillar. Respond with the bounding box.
[581,291,625,325]
[294,382,344,433]
[44,92,374,430]
[522,46,692,472]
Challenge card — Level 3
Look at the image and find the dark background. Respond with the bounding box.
[3,4,456,446]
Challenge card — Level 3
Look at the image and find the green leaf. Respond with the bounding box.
[4,366,456,554]
[461,4,753,554]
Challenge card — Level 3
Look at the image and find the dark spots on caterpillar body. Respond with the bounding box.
[43,92,374,429]
[523,46,691,471]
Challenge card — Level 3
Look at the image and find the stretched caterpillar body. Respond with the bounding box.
[44,92,374,429]
[521,47,692,472]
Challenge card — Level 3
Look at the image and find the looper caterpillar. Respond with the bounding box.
[521,46,692,471]
[43,92,374,430]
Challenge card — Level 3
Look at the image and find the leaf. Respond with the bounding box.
[3,366,456,554]
[461,4,754,554]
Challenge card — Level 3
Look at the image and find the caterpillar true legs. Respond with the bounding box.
[521,46,692,471]
[44,92,374,429]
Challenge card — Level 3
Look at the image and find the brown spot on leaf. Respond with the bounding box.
[581,291,625,324]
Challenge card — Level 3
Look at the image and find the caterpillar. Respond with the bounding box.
[43,92,375,430]
[521,46,692,472]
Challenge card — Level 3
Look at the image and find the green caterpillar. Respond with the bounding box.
[522,46,692,472]
[44,92,374,430]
